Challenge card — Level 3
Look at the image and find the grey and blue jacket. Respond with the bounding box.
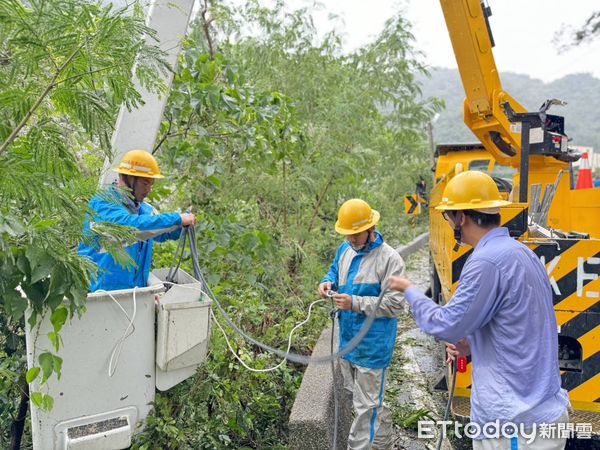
[78,187,183,292]
[322,232,405,369]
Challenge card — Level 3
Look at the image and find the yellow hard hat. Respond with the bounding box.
[113,149,165,179]
[436,170,511,211]
[335,199,380,235]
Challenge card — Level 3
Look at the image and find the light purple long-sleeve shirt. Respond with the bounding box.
[405,227,569,432]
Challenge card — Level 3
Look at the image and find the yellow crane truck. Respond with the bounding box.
[430,0,600,435]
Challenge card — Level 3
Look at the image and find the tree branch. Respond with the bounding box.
[183,110,195,138]
[152,113,173,155]
[299,175,334,248]
[9,376,29,450]
[282,157,288,236]
[55,64,127,86]
[201,0,215,60]
[0,42,87,156]
[12,3,59,72]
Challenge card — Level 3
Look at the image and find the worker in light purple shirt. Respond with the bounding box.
[389,171,570,450]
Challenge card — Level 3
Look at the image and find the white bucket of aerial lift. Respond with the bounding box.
[25,274,164,450]
[151,268,212,391]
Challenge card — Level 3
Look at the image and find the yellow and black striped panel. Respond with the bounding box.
[441,210,600,417]
[532,239,600,410]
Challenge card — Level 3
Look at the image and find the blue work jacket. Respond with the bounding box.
[78,187,182,292]
[322,233,405,369]
[405,227,569,433]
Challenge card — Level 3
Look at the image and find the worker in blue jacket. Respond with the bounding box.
[78,149,195,292]
[319,199,405,450]
[389,171,569,449]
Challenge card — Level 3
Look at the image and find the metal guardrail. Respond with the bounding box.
[396,232,429,260]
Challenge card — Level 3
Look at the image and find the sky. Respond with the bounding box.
[299,0,600,83]
[125,0,600,82]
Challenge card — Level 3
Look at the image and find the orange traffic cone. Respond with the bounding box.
[576,152,593,190]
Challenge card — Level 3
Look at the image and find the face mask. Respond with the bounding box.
[451,212,465,251]
[347,229,374,252]
[453,234,467,251]
[349,242,366,252]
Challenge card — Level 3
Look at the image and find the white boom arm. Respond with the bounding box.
[100,0,196,187]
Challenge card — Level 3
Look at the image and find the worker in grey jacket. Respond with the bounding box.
[319,199,405,450]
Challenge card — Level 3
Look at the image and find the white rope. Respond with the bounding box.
[176,225,385,365]
[210,300,325,373]
[162,281,326,373]
[95,287,138,377]
[96,279,325,375]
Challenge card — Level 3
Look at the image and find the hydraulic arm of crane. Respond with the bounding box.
[439,0,576,171]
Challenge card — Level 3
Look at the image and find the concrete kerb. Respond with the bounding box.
[288,232,432,450]
[288,326,352,450]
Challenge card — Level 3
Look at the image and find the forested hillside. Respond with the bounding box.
[418,68,600,151]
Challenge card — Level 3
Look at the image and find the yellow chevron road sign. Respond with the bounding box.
[404,195,423,215]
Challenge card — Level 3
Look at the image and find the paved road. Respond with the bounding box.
[388,249,455,450]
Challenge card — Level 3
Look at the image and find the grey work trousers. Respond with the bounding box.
[340,359,392,450]
[472,410,569,450]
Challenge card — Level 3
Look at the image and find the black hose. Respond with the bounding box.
[436,360,458,450]
[166,228,187,285]
[330,305,339,450]
[172,227,344,449]
[169,226,389,366]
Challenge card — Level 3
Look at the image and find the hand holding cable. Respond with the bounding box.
[446,338,470,373]
[318,281,333,298]
[322,286,351,311]
[180,212,196,227]
[332,293,352,311]
[445,338,470,364]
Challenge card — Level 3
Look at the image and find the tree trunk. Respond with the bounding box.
[10,377,29,450]
[298,175,333,248]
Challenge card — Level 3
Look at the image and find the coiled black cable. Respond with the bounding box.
[168,226,389,366]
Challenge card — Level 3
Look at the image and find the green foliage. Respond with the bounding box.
[133,396,188,450]
[25,367,40,384]
[2,0,437,447]
[30,391,54,412]
[393,406,433,431]
[134,315,309,449]
[137,1,435,447]
[0,350,26,447]
[0,0,166,443]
